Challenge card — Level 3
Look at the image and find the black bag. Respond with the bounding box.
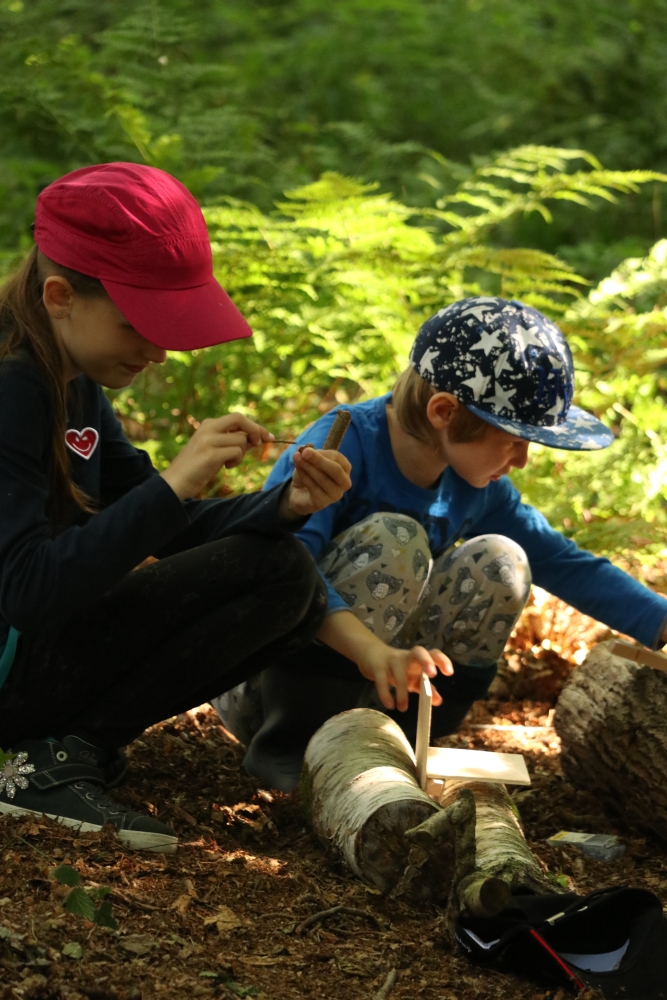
[455,886,667,998]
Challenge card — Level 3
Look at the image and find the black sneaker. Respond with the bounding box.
[101,747,128,789]
[0,737,177,854]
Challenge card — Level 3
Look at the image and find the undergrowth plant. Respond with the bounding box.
[513,238,667,562]
[106,147,667,570]
[50,864,117,929]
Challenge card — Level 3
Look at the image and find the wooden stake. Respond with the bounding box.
[415,672,432,790]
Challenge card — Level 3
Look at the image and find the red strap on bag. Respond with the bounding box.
[529,929,586,991]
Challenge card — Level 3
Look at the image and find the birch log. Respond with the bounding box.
[556,638,667,842]
[302,708,553,910]
[434,780,553,916]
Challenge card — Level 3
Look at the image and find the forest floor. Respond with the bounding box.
[2,587,667,1000]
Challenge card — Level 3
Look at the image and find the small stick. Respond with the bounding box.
[111,888,160,912]
[373,969,398,1000]
[295,903,383,934]
[322,409,351,450]
[297,409,350,454]
[276,409,353,452]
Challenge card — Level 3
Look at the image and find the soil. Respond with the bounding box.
[1,590,665,1000]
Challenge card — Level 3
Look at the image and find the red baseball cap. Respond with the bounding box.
[33,162,252,351]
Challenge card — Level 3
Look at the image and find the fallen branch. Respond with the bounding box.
[373,968,398,1000]
[295,903,383,934]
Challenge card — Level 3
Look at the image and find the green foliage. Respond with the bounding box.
[109,150,664,505]
[3,0,667,566]
[512,238,667,561]
[199,971,260,997]
[3,0,667,248]
[51,864,117,929]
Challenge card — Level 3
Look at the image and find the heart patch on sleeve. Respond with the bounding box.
[65,427,99,460]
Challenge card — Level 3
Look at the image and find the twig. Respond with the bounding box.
[295,904,383,934]
[190,895,218,911]
[111,889,159,912]
[14,834,51,861]
[373,969,398,1000]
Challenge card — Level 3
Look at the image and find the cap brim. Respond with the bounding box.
[467,403,615,451]
[102,275,253,350]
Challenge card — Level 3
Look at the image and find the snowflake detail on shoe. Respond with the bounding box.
[0,752,35,800]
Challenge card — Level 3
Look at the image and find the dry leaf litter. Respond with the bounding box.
[0,586,663,1000]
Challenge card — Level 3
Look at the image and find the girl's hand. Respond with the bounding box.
[356,642,454,712]
[280,446,352,519]
[161,414,273,500]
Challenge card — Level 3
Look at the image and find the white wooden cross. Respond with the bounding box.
[415,672,531,800]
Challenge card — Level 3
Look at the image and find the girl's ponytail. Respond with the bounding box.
[0,246,103,528]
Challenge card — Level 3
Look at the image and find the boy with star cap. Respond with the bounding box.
[214,295,667,793]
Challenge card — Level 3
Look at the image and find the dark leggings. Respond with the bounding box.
[0,533,325,750]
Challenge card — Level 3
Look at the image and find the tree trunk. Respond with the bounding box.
[556,638,667,843]
[302,708,553,912]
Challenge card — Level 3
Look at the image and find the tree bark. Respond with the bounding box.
[556,638,667,843]
[302,708,553,912]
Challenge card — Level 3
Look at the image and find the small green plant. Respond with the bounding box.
[51,864,117,929]
[199,972,260,997]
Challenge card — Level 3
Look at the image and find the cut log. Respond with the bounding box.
[435,779,552,915]
[301,708,442,902]
[302,708,553,912]
[556,638,667,843]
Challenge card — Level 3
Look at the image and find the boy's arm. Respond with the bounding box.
[475,479,667,649]
[318,610,452,711]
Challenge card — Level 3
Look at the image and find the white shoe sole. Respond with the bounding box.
[0,800,177,854]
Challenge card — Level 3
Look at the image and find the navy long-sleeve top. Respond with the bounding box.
[0,354,299,688]
[265,394,667,648]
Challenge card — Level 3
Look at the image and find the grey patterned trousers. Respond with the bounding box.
[320,513,531,667]
[212,514,531,745]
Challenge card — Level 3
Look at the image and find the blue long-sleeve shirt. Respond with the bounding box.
[265,393,667,649]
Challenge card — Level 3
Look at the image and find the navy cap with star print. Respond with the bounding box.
[409,297,614,451]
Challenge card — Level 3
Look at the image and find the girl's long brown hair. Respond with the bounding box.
[0,245,106,528]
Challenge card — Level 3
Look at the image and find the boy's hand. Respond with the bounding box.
[317,611,454,711]
[356,641,453,712]
[280,446,352,519]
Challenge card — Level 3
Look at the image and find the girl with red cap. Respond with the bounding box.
[0,162,351,852]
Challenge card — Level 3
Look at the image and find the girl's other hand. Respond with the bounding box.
[161,413,273,500]
[357,642,453,712]
[281,447,352,519]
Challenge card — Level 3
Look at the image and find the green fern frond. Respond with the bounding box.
[433,147,667,247]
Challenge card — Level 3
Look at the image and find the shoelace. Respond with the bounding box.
[73,780,130,819]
